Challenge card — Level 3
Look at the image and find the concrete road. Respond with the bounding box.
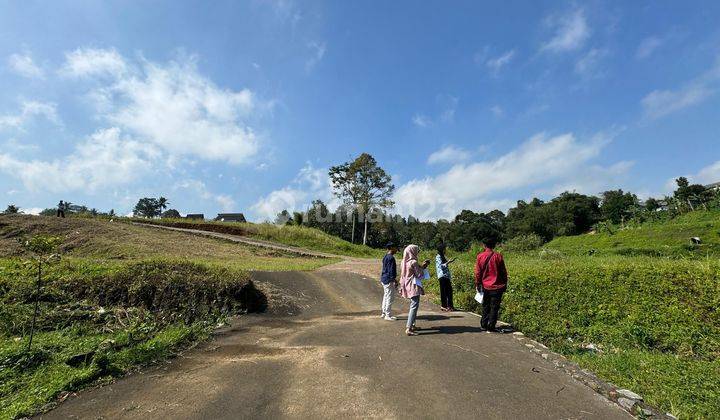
[42,268,629,419]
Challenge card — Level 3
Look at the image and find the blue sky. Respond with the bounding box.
[1,0,719,220]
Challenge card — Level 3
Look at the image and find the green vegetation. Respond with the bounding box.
[421,218,720,418]
[131,217,383,258]
[0,214,335,418]
[546,210,720,257]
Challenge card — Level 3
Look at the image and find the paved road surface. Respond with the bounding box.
[43,264,629,419]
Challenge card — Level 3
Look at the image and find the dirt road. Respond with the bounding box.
[43,260,629,419]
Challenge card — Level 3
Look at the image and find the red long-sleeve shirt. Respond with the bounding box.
[474,249,508,291]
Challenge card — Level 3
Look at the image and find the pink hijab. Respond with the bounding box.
[399,244,424,298]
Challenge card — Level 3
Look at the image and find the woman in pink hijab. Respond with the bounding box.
[399,244,430,336]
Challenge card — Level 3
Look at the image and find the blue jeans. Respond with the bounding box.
[406,296,420,329]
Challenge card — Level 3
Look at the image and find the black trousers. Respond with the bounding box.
[481,289,504,330]
[57,210,65,218]
[438,277,454,308]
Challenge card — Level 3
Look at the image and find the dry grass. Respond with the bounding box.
[0,214,334,271]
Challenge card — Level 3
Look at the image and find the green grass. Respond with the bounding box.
[0,214,340,419]
[546,210,720,257]
[421,245,719,418]
[129,217,383,258]
[0,258,263,419]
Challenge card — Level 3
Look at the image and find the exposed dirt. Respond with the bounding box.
[0,214,310,262]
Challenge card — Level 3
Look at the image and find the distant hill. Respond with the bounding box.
[544,210,720,257]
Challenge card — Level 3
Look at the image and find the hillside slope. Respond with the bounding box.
[0,214,335,419]
[0,214,331,271]
[130,218,383,258]
[545,210,720,257]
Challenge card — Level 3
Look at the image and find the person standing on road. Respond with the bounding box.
[380,242,399,320]
[435,243,456,311]
[399,244,430,336]
[57,200,65,218]
[474,236,508,333]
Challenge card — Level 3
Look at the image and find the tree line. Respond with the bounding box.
[275,154,720,250]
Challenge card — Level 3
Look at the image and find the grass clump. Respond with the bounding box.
[0,258,264,419]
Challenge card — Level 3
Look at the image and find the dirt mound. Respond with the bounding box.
[134,219,249,237]
[0,214,117,256]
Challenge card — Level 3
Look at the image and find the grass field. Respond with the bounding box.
[421,212,720,418]
[129,217,383,258]
[546,210,720,258]
[0,214,336,419]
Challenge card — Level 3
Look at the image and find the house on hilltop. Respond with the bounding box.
[214,213,246,223]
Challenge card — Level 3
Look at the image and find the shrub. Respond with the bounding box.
[503,234,544,252]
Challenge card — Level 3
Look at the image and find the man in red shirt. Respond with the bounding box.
[474,236,508,332]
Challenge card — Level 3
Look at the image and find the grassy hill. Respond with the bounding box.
[420,215,720,418]
[130,217,383,258]
[545,210,720,257]
[0,214,336,419]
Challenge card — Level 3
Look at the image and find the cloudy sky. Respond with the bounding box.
[1,1,719,220]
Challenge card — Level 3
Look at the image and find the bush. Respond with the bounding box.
[503,234,544,252]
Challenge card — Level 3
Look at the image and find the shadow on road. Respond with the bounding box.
[416,325,486,335]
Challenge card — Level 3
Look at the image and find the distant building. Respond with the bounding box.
[186,214,204,220]
[214,213,246,223]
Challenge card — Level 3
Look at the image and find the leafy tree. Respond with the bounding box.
[447,210,500,251]
[600,189,639,224]
[3,204,20,214]
[275,210,292,225]
[133,197,169,218]
[329,153,394,245]
[644,197,661,212]
[161,209,181,219]
[292,211,304,226]
[674,178,711,211]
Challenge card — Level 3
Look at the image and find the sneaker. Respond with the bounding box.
[380,313,386,318]
[384,315,397,321]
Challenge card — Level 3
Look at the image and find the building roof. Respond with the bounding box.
[215,213,246,222]
[704,181,720,189]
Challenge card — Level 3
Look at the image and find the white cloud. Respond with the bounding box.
[173,179,237,212]
[305,41,326,72]
[413,95,458,127]
[636,36,663,59]
[427,145,471,165]
[61,49,260,164]
[19,207,43,215]
[541,8,590,53]
[0,101,61,130]
[694,160,720,185]
[490,105,504,118]
[412,114,431,127]
[250,162,333,221]
[574,48,608,78]
[60,48,127,78]
[108,59,258,164]
[7,52,44,78]
[394,131,625,219]
[0,127,159,193]
[486,49,515,74]
[641,59,720,119]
